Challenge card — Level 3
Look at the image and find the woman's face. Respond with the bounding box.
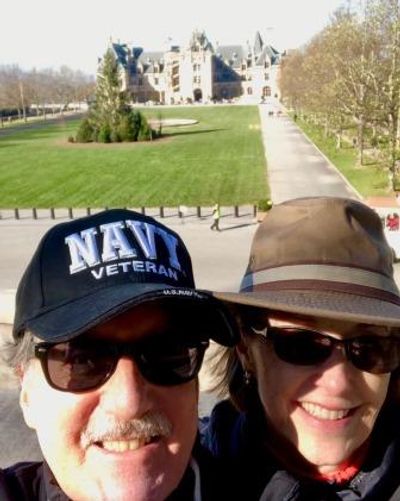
[239,311,391,474]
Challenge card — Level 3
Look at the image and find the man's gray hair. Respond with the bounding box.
[2,330,35,370]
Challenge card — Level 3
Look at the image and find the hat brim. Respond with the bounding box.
[213,289,400,329]
[23,283,238,347]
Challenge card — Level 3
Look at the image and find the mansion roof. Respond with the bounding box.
[111,30,280,76]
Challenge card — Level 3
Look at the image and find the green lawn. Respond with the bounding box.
[294,118,390,197]
[0,106,268,207]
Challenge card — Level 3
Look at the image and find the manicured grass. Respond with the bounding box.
[0,106,268,207]
[295,118,390,197]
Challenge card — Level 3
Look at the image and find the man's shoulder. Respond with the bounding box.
[192,439,236,500]
[0,462,44,500]
[199,399,243,458]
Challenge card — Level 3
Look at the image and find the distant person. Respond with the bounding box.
[203,197,400,500]
[210,204,221,232]
[0,209,237,500]
[387,213,399,231]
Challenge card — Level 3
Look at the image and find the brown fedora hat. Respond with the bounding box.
[214,197,400,327]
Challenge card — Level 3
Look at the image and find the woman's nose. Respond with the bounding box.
[314,344,355,394]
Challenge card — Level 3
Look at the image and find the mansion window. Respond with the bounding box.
[138,77,143,86]
[264,61,270,68]
[154,78,159,85]
[193,76,201,84]
[265,73,269,80]
[247,87,253,95]
[193,63,201,71]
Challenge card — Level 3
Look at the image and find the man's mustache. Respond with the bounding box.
[81,412,173,449]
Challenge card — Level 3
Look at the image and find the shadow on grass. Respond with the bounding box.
[0,119,79,141]
[6,128,72,142]
[163,128,226,138]
[362,159,381,167]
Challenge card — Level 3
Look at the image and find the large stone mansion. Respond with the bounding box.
[109,30,281,105]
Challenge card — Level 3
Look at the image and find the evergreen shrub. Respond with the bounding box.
[98,124,111,143]
[76,118,94,143]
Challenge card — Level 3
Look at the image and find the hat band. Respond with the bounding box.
[240,264,400,298]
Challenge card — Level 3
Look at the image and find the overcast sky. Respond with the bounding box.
[2,0,347,75]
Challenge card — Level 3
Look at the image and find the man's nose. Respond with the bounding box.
[99,357,153,418]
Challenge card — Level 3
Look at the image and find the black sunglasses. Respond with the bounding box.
[34,336,209,392]
[249,325,400,375]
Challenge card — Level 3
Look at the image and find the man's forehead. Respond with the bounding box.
[80,300,201,343]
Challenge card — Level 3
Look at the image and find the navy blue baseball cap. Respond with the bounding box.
[13,209,238,346]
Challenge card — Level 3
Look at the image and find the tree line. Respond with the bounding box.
[0,65,95,122]
[279,0,400,186]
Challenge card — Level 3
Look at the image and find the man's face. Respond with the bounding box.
[240,311,391,474]
[20,302,200,501]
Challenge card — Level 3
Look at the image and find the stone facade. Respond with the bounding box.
[110,31,281,105]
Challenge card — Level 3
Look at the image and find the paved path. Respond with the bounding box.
[0,208,257,294]
[0,105,376,468]
[258,107,361,203]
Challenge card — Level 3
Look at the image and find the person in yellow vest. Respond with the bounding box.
[210,204,221,232]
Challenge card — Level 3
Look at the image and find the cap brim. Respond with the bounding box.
[23,283,238,347]
[213,289,400,329]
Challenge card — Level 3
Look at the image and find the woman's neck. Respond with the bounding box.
[261,422,369,485]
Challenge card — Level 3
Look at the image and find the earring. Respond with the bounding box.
[244,370,253,386]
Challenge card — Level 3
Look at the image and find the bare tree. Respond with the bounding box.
[0,64,94,121]
[279,1,398,169]
[374,0,400,179]
[0,65,32,121]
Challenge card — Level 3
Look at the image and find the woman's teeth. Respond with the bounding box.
[301,402,351,420]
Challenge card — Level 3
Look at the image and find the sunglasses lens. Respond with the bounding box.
[349,336,400,374]
[45,342,115,392]
[136,340,208,386]
[267,328,400,374]
[40,337,208,391]
[272,329,333,365]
